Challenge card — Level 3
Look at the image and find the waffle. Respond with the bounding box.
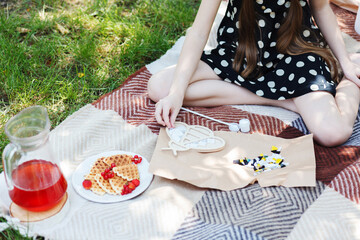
[113,164,139,181]
[109,175,128,194]
[94,173,118,195]
[103,154,133,167]
[89,157,108,174]
[84,173,106,195]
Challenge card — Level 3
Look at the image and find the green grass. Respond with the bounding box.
[0,0,200,238]
[0,217,38,240]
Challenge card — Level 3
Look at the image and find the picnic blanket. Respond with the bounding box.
[1,3,360,240]
[331,0,359,13]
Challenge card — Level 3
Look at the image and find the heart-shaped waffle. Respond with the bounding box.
[94,173,118,195]
[113,164,139,181]
[103,154,133,167]
[163,122,226,156]
[84,173,106,195]
[89,157,108,174]
[109,175,128,194]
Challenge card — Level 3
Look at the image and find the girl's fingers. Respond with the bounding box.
[349,74,360,88]
[155,102,165,126]
[162,107,171,128]
[154,96,182,128]
[343,64,360,87]
[351,68,360,87]
[169,108,179,128]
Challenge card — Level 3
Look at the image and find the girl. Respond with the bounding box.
[147,0,360,147]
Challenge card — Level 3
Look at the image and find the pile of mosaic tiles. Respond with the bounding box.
[233,146,289,175]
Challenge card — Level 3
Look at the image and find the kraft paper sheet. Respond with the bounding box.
[149,129,316,190]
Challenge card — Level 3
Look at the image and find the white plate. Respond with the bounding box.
[72,151,153,203]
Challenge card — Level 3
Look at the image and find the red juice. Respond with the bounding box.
[9,159,67,212]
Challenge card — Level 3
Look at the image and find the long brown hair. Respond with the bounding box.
[232,0,339,81]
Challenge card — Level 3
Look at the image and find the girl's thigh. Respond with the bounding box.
[147,61,221,101]
[149,61,298,111]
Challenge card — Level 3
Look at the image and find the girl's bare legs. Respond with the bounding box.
[148,58,360,147]
[148,61,297,111]
[293,53,360,146]
[293,80,359,146]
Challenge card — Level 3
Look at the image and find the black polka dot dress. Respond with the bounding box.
[200,0,336,100]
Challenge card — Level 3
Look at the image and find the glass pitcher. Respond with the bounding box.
[2,106,67,212]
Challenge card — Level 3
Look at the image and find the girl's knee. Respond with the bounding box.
[147,75,159,102]
[147,66,175,102]
[313,124,353,147]
[147,74,167,102]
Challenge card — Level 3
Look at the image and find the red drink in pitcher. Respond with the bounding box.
[9,159,68,212]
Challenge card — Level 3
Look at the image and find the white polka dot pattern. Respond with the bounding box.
[199,0,336,100]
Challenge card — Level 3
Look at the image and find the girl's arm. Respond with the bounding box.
[155,0,222,128]
[309,0,360,86]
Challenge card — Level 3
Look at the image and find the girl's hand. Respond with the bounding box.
[341,60,360,87]
[155,93,184,128]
